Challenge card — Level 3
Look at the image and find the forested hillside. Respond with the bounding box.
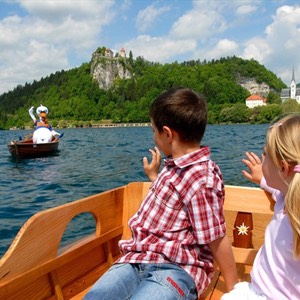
[0,54,292,130]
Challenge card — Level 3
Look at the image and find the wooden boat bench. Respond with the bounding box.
[0,182,274,300]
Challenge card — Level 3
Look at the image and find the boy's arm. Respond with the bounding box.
[143,146,161,182]
[208,235,238,292]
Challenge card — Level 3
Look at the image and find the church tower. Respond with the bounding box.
[291,67,296,99]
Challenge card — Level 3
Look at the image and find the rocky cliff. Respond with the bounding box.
[239,78,270,96]
[90,50,273,96]
[90,52,132,90]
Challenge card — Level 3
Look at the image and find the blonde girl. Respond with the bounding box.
[222,113,300,299]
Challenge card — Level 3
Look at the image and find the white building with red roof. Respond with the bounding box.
[245,94,267,108]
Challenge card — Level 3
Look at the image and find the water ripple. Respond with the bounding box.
[0,124,268,257]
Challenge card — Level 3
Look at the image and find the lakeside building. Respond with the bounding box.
[245,94,267,108]
[281,68,300,103]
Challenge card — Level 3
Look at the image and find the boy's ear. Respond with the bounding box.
[162,126,173,141]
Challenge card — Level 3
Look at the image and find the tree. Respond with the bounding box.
[267,91,281,104]
[249,104,282,124]
[128,50,134,66]
[281,99,300,114]
[219,103,250,123]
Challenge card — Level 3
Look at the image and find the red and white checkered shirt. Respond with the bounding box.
[118,146,226,295]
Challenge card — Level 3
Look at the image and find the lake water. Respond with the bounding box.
[0,124,268,257]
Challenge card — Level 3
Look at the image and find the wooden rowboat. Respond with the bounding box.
[0,182,274,299]
[8,138,59,158]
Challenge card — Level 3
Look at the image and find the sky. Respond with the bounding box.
[1,0,300,95]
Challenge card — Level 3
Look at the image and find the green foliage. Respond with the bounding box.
[249,104,283,124]
[267,91,282,104]
[0,55,289,129]
[219,103,250,123]
[281,99,300,114]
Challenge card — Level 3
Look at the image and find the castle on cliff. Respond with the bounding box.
[104,47,126,58]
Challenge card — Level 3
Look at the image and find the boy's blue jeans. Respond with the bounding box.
[84,263,198,300]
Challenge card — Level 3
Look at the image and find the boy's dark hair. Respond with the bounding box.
[150,88,207,143]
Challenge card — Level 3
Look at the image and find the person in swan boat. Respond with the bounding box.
[28,104,60,144]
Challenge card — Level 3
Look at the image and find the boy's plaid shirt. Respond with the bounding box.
[118,146,226,295]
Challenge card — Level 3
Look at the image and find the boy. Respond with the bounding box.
[85,88,237,299]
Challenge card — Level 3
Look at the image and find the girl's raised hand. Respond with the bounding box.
[242,151,263,185]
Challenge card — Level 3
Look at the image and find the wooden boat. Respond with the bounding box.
[0,182,274,300]
[8,137,59,158]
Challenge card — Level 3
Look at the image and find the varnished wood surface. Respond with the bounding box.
[0,183,274,299]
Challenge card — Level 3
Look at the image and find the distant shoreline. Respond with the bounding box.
[89,122,150,128]
[8,121,268,131]
[9,122,151,130]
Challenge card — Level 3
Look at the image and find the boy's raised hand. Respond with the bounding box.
[143,146,161,182]
[242,151,263,185]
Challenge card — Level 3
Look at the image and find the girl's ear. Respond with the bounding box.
[280,160,293,177]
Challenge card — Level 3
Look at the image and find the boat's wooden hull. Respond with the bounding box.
[0,183,275,300]
[8,139,59,158]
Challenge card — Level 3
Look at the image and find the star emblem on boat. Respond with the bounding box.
[236,222,249,235]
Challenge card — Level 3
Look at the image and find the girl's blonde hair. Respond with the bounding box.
[266,114,300,257]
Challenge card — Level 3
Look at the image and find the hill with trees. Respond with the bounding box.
[0,50,295,130]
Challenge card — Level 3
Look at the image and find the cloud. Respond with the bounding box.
[242,5,300,83]
[129,0,256,64]
[0,39,68,93]
[236,5,258,16]
[170,8,227,40]
[242,37,271,62]
[19,0,113,22]
[136,4,170,32]
[0,0,116,93]
[0,15,23,48]
[207,39,239,60]
[265,5,300,43]
[123,35,197,63]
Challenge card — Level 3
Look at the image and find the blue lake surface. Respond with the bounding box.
[0,124,268,257]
